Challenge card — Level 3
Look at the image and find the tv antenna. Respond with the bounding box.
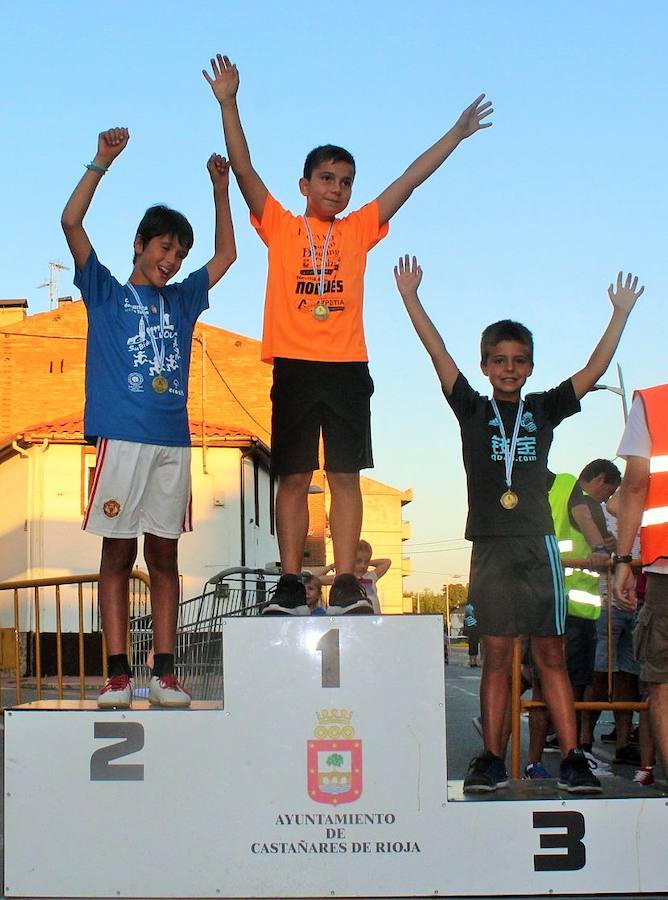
[37,261,70,310]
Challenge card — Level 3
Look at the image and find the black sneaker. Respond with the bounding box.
[261,575,308,616]
[326,574,374,615]
[543,732,560,753]
[613,744,641,766]
[463,751,509,793]
[557,748,602,794]
[601,726,617,744]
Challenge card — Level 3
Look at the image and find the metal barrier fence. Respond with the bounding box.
[0,571,150,709]
[509,560,649,778]
[130,568,279,700]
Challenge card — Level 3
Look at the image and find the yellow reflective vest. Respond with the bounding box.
[548,473,601,620]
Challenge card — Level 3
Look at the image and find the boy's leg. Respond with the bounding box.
[97,536,137,708]
[143,532,191,707]
[327,471,363,575]
[99,536,137,656]
[275,471,313,574]
[143,534,179,654]
[479,635,515,756]
[531,635,577,754]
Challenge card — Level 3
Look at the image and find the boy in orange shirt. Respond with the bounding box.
[204,53,492,614]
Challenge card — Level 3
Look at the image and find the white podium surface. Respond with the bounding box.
[4,616,668,898]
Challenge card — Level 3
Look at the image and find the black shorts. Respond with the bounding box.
[270,359,374,476]
[468,535,567,637]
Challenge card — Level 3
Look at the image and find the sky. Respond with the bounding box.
[2,1,667,590]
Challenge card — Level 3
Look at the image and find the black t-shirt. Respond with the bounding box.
[567,482,610,539]
[446,373,580,539]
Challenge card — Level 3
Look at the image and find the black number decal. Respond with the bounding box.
[533,810,586,871]
[90,722,145,781]
[316,629,340,688]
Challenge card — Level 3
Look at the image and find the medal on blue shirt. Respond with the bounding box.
[303,216,334,321]
[127,283,169,394]
[491,397,524,510]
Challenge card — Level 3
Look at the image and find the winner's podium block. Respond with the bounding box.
[5,616,668,898]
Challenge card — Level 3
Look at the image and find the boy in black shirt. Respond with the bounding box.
[395,256,643,793]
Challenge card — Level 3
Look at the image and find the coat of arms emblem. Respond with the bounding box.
[307,708,362,805]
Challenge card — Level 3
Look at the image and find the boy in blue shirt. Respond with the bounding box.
[395,255,643,793]
[61,127,236,708]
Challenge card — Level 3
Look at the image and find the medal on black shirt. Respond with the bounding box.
[303,216,334,322]
[500,489,519,509]
[491,397,524,511]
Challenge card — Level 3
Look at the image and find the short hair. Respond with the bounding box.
[303,145,356,180]
[302,573,322,591]
[357,539,372,555]
[579,458,621,486]
[480,320,534,363]
[134,205,194,262]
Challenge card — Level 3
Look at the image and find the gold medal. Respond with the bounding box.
[152,375,169,394]
[500,490,519,510]
[312,301,330,321]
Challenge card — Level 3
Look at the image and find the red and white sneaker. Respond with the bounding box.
[148,674,191,708]
[97,674,132,709]
[633,766,655,786]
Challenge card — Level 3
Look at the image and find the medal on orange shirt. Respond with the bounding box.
[303,216,334,322]
[490,397,524,511]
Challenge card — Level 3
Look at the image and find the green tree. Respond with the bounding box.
[326,753,344,768]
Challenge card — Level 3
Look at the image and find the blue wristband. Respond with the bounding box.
[85,161,108,175]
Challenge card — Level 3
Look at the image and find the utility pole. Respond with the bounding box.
[37,261,70,310]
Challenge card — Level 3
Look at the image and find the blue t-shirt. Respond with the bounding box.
[75,251,209,446]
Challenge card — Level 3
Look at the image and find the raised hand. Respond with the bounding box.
[96,127,130,166]
[394,254,423,298]
[608,272,644,315]
[202,53,239,103]
[453,94,493,139]
[207,153,230,189]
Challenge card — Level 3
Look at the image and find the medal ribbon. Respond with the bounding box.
[491,397,524,492]
[126,283,166,375]
[303,217,334,300]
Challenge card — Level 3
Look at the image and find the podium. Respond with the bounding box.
[4,616,668,897]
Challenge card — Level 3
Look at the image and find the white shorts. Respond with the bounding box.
[83,439,193,539]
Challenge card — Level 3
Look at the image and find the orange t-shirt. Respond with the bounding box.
[251,194,389,363]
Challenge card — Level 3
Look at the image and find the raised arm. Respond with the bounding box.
[376,95,493,226]
[394,255,460,395]
[61,128,129,270]
[369,558,392,578]
[570,272,644,400]
[203,54,268,221]
[204,154,237,288]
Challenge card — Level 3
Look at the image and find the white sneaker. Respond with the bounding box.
[148,674,191,708]
[97,674,132,709]
[583,749,614,777]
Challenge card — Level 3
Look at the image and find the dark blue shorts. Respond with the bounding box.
[468,535,566,636]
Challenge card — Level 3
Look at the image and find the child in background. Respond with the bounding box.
[321,540,391,614]
[303,573,326,616]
